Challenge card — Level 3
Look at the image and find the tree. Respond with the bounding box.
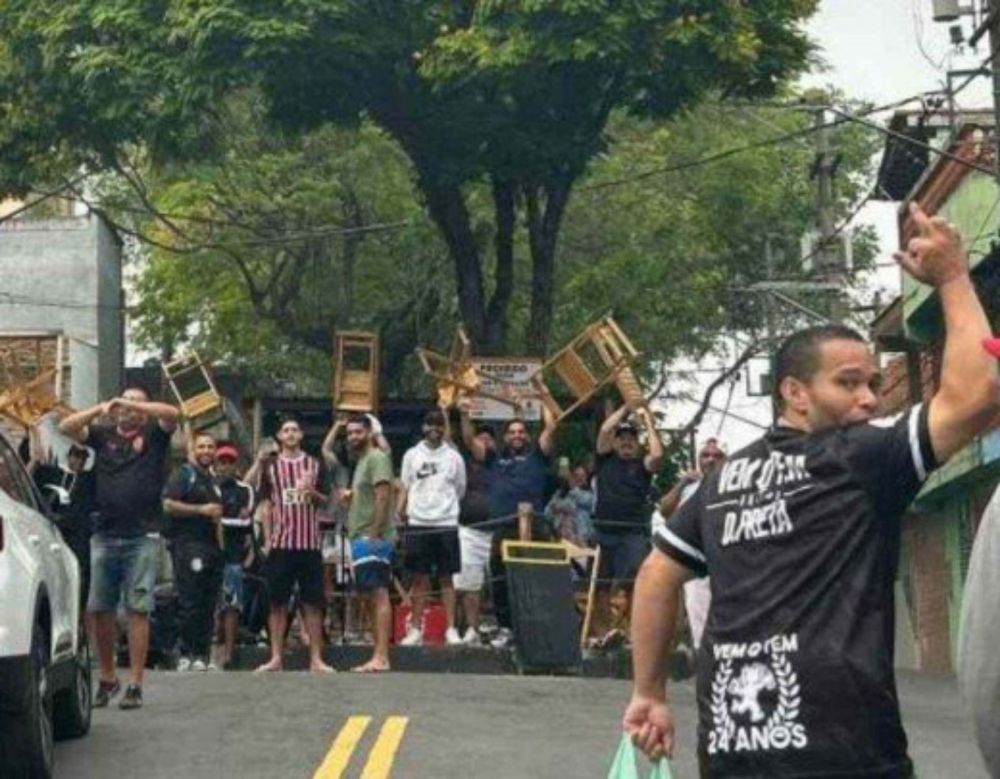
[0,0,820,354]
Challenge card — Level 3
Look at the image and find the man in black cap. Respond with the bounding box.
[592,398,663,643]
[27,427,97,612]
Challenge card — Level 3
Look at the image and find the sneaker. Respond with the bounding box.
[490,628,514,649]
[118,684,143,710]
[206,661,219,672]
[445,627,463,646]
[191,658,207,672]
[462,627,481,646]
[93,678,121,708]
[399,627,423,646]
[176,657,192,672]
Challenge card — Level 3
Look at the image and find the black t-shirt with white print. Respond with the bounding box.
[655,404,937,779]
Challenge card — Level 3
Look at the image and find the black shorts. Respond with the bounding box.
[266,549,325,608]
[403,526,461,576]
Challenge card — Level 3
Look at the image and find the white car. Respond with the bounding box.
[0,432,91,778]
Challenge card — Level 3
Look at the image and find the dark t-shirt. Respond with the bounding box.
[218,477,255,565]
[87,422,172,537]
[460,454,493,528]
[163,463,222,546]
[486,447,551,519]
[593,452,653,533]
[33,465,97,535]
[656,404,937,778]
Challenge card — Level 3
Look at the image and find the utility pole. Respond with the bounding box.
[809,108,847,321]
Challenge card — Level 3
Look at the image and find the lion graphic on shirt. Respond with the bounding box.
[727,663,776,723]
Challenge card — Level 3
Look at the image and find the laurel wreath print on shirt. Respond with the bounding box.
[707,634,808,755]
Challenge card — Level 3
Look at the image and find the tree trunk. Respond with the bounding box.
[482,178,516,355]
[524,175,573,356]
[419,177,489,349]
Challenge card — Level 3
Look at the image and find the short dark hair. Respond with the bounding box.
[276,413,301,431]
[502,417,528,435]
[772,325,867,411]
[120,380,152,400]
[474,422,496,438]
[423,409,446,427]
[346,413,372,430]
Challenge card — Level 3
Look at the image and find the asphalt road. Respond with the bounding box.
[54,670,988,778]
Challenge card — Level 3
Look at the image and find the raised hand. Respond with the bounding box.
[894,202,967,288]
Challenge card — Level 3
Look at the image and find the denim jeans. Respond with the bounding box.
[88,533,160,613]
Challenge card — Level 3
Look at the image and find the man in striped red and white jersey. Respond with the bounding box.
[256,415,334,673]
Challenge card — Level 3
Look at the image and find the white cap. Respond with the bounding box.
[365,413,383,437]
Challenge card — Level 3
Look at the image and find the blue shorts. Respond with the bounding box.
[222,563,245,611]
[88,533,160,614]
[351,538,394,593]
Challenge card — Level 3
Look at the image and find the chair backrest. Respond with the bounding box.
[163,352,223,425]
[333,331,380,412]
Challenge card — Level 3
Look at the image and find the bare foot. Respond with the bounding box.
[351,659,390,673]
[310,660,336,674]
[254,658,283,673]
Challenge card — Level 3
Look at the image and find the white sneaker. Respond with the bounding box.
[191,658,208,672]
[176,657,192,672]
[445,627,463,646]
[399,627,423,646]
[490,628,514,649]
[462,627,481,646]
[206,661,219,672]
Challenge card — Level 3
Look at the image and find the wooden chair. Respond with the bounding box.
[416,327,520,411]
[529,315,640,424]
[563,541,602,649]
[333,331,380,413]
[0,369,70,428]
[162,352,224,429]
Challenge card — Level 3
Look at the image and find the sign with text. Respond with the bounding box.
[469,359,543,421]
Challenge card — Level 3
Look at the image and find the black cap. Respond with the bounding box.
[615,422,639,437]
[424,409,446,427]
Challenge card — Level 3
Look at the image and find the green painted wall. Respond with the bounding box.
[903,171,1000,341]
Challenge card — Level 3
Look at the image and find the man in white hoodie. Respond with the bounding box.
[399,409,468,645]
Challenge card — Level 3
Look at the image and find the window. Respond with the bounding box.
[0,442,37,509]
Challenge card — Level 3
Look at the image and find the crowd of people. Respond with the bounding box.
[22,371,722,710]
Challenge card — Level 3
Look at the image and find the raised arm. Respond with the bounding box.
[896,203,1000,462]
[58,402,108,443]
[623,550,691,761]
[596,402,633,455]
[639,406,664,473]
[119,397,179,433]
[458,400,488,462]
[537,400,558,457]
[321,418,346,468]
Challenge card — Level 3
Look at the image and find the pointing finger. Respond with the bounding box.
[909,201,933,233]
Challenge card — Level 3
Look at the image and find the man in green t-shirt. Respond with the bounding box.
[346,414,395,672]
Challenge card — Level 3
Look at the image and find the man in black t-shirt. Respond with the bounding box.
[624,204,1000,778]
[214,443,255,669]
[60,383,179,711]
[164,431,224,671]
[593,399,663,642]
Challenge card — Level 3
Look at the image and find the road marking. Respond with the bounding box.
[313,716,371,779]
[359,717,409,779]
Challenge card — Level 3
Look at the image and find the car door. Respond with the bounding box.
[0,442,75,660]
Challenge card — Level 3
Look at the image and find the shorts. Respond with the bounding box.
[596,530,650,586]
[453,526,492,591]
[350,537,394,593]
[88,533,160,614]
[403,525,460,576]
[266,549,325,608]
[222,563,245,611]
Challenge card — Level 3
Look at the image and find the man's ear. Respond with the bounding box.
[779,376,811,415]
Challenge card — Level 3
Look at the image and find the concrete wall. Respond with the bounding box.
[0,213,123,407]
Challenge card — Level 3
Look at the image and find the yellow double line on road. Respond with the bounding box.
[313,716,409,779]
